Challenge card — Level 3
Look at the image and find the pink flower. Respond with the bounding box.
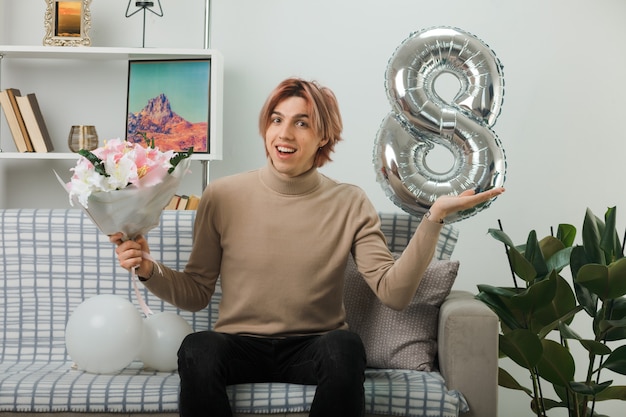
[66,138,192,208]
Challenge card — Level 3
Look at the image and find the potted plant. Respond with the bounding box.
[476,207,626,416]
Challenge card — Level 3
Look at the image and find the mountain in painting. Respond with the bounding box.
[127,93,207,152]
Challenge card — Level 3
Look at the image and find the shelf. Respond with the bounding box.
[0,45,223,193]
[0,45,224,162]
[0,152,219,161]
[0,45,221,61]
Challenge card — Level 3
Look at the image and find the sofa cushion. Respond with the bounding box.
[0,360,467,416]
[344,255,460,371]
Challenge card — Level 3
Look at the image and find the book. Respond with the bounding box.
[176,195,189,210]
[15,93,54,153]
[186,194,200,210]
[4,88,33,152]
[0,88,33,152]
[164,195,180,210]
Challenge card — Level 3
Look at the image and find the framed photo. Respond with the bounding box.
[126,59,212,153]
[43,0,92,47]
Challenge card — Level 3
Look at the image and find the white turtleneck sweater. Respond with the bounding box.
[142,160,443,337]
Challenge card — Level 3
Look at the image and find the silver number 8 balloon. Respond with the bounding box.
[373,27,506,223]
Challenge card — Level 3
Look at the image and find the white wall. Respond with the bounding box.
[2,1,626,415]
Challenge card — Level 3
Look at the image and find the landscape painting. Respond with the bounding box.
[126,59,211,153]
[55,1,82,37]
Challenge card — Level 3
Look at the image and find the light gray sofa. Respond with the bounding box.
[0,209,498,417]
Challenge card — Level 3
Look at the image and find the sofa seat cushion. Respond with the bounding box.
[0,361,467,416]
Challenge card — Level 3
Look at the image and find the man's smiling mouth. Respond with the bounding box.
[277,146,296,154]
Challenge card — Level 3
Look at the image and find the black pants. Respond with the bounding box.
[177,329,366,417]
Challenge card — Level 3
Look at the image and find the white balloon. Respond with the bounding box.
[139,312,193,371]
[65,294,144,374]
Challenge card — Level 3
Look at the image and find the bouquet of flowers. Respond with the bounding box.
[56,136,192,240]
[58,137,195,372]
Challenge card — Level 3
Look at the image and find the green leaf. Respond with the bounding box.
[78,149,109,177]
[531,272,577,334]
[545,247,574,276]
[488,228,517,248]
[537,306,583,340]
[600,206,622,262]
[488,229,537,282]
[498,367,532,395]
[476,286,525,331]
[539,236,565,262]
[598,316,626,336]
[509,248,537,282]
[168,147,194,173]
[576,259,626,300]
[594,385,626,401]
[559,322,612,355]
[602,345,626,375]
[582,208,605,265]
[568,380,612,396]
[608,258,626,298]
[536,339,575,386]
[601,297,626,341]
[510,272,557,316]
[556,223,576,248]
[531,397,565,414]
[525,230,549,279]
[577,264,609,299]
[499,330,543,370]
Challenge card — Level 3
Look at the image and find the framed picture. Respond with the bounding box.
[126,59,212,153]
[43,0,92,47]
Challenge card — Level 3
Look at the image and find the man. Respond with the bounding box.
[110,77,504,417]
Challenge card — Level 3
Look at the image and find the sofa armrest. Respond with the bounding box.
[438,290,498,417]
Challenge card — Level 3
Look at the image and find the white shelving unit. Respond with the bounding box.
[0,45,224,188]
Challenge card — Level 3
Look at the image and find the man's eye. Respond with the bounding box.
[296,120,308,128]
[272,117,281,124]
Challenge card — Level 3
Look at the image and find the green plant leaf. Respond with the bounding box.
[577,264,609,299]
[532,272,578,334]
[476,286,525,331]
[525,230,549,279]
[601,345,626,375]
[568,380,612,396]
[537,306,583,340]
[531,397,565,414]
[600,297,626,341]
[576,259,626,300]
[78,149,109,177]
[488,229,538,282]
[510,272,557,316]
[570,246,599,317]
[582,208,605,265]
[510,248,537,282]
[600,206,622,262]
[536,339,575,386]
[488,228,517,248]
[498,367,532,395]
[168,147,194,173]
[499,329,543,370]
[559,322,612,355]
[539,236,565,262]
[607,258,626,298]
[556,223,576,248]
[545,247,574,276]
[594,385,626,401]
[598,317,626,335]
